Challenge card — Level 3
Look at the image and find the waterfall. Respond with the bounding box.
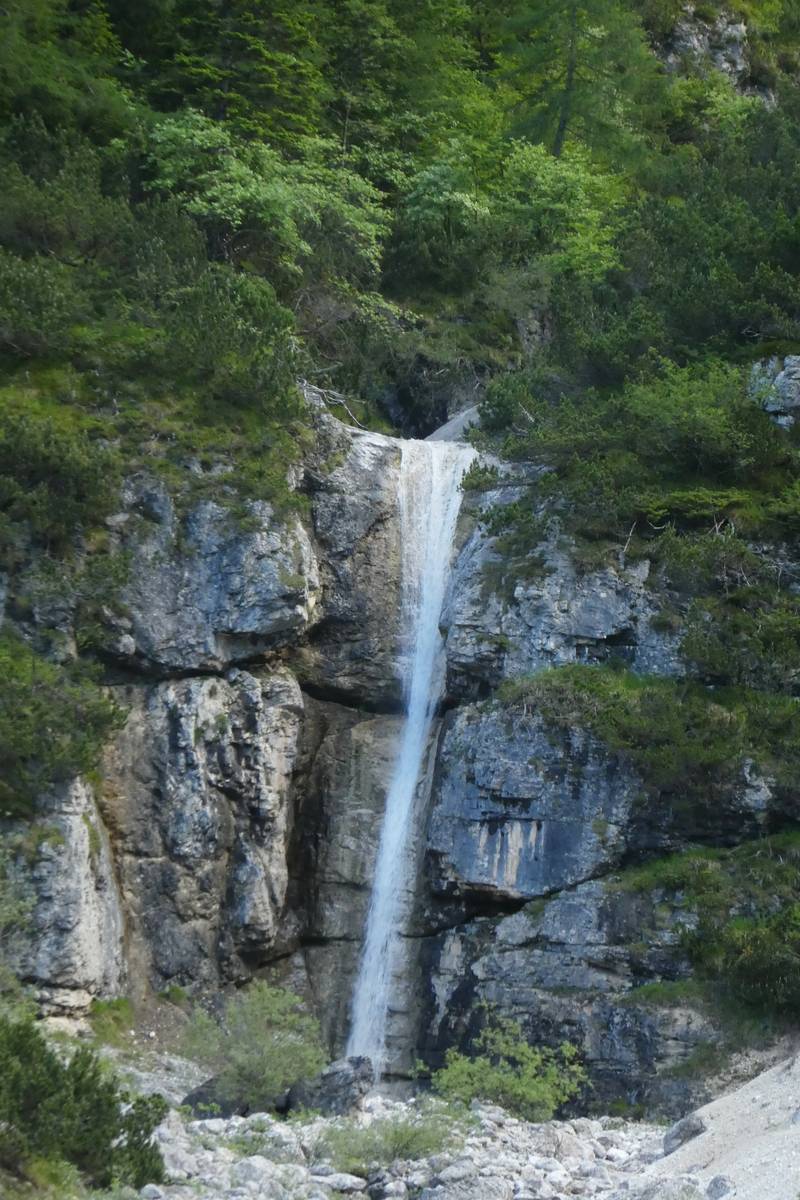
[346,437,474,1078]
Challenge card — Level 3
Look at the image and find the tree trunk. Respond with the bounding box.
[553,3,578,158]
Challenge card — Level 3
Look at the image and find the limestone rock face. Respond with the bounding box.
[428,708,638,901]
[756,354,800,427]
[11,778,125,1012]
[663,8,749,81]
[101,667,303,990]
[114,476,320,673]
[421,879,717,1115]
[444,499,681,700]
[296,426,405,708]
[11,404,793,1115]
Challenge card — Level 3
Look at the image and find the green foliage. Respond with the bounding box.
[498,663,800,813]
[617,833,800,1017]
[0,631,122,817]
[165,2,329,148]
[0,248,84,358]
[0,841,33,1016]
[682,589,800,694]
[506,0,664,157]
[480,360,795,542]
[181,982,327,1112]
[0,408,117,555]
[498,665,747,798]
[88,998,134,1048]
[0,1015,166,1188]
[431,1013,586,1121]
[317,1100,466,1178]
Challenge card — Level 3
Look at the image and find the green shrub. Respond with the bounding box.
[0,1016,166,1188]
[616,833,800,1017]
[498,663,800,810]
[317,1100,466,1178]
[0,841,32,1015]
[0,409,117,554]
[478,360,794,544]
[0,248,85,358]
[181,981,327,1112]
[0,630,122,817]
[88,997,134,1048]
[701,906,800,1013]
[431,1014,586,1121]
[497,666,747,800]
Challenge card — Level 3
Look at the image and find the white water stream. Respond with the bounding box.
[346,437,475,1077]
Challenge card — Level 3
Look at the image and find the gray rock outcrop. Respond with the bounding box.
[663,7,749,81]
[754,354,800,427]
[428,709,638,901]
[287,1055,374,1115]
[113,477,320,673]
[10,777,125,1012]
[444,494,682,700]
[101,667,304,991]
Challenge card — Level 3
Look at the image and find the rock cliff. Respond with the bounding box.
[6,402,794,1115]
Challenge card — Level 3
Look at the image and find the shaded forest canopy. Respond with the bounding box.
[0,0,799,449]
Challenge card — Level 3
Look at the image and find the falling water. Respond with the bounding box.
[346,437,475,1077]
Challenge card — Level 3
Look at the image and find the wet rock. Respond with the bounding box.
[296,425,405,708]
[288,1056,374,1116]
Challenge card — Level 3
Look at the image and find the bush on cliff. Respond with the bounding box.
[620,833,800,1018]
[0,1015,166,1189]
[497,665,800,807]
[181,981,327,1112]
[0,630,122,818]
[431,1014,586,1121]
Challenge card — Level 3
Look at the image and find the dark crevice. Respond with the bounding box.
[95,651,281,688]
[298,679,404,716]
[299,934,360,947]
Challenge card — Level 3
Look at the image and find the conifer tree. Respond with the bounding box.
[505,0,662,157]
[166,0,330,146]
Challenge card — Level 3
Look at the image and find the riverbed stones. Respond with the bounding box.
[132,1093,664,1200]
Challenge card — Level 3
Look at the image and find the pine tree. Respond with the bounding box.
[166,0,330,147]
[505,0,662,157]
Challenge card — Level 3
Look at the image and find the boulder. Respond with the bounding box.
[664,1113,708,1156]
[181,1076,250,1119]
[288,1056,374,1115]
